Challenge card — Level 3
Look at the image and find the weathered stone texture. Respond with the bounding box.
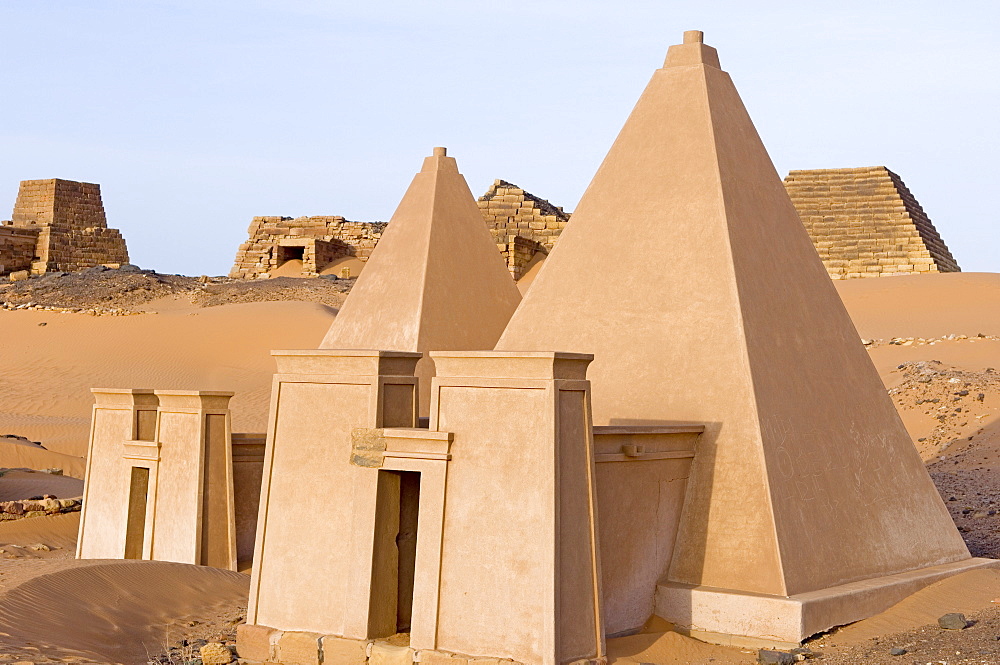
[228,215,385,279]
[477,179,569,280]
[784,166,960,279]
[1,178,129,275]
[229,180,570,282]
[0,226,37,275]
[231,169,960,284]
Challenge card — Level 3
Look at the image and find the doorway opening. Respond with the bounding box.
[124,466,150,559]
[275,245,304,266]
[370,470,421,638]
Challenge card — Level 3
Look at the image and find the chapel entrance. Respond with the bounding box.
[370,470,421,637]
[124,466,150,559]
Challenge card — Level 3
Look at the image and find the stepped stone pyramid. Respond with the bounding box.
[1,179,128,275]
[784,166,960,279]
[477,179,569,280]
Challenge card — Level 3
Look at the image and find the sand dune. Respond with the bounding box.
[0,299,335,457]
[0,435,86,477]
[0,469,83,501]
[0,511,79,550]
[607,628,752,664]
[0,560,249,664]
[835,272,1000,340]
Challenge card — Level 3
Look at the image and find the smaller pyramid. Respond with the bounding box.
[320,148,522,415]
[784,166,959,279]
[477,179,569,281]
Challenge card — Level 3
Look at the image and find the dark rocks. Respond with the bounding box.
[889,647,907,655]
[757,649,796,664]
[938,612,970,630]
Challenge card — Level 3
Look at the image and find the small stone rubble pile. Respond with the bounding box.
[887,360,999,457]
[148,606,246,665]
[863,333,1000,349]
[0,264,354,311]
[149,640,237,665]
[0,494,81,521]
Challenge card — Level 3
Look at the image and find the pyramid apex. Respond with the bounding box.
[683,30,704,44]
[664,30,720,69]
[422,146,458,173]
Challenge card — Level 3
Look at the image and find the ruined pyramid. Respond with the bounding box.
[784,166,960,279]
[321,147,522,415]
[496,31,987,642]
[477,179,569,280]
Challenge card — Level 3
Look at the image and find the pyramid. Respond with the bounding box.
[320,147,522,415]
[496,31,986,640]
[477,179,569,281]
[784,166,960,279]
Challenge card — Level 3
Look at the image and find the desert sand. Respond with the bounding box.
[0,299,335,458]
[0,271,998,663]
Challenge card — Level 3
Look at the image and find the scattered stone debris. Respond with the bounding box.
[887,360,1000,458]
[0,264,353,311]
[147,606,246,665]
[0,434,45,448]
[0,496,81,521]
[863,333,1000,349]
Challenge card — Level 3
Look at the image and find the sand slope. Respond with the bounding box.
[827,568,1000,645]
[835,272,1000,340]
[0,560,249,664]
[0,436,86,477]
[0,512,79,552]
[0,469,83,501]
[0,300,335,456]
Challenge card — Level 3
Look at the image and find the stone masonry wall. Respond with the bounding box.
[230,181,571,281]
[230,168,960,284]
[478,179,570,280]
[0,226,38,275]
[4,179,129,274]
[229,216,386,279]
[784,167,960,279]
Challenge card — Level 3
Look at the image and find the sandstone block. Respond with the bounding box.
[416,651,468,664]
[200,642,233,665]
[370,642,414,665]
[236,624,282,662]
[319,635,368,665]
[276,631,323,665]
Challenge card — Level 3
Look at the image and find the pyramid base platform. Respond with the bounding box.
[655,557,999,648]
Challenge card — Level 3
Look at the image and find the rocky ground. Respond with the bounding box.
[809,605,1000,665]
[0,265,354,312]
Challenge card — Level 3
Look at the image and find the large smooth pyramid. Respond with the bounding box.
[496,33,971,600]
[322,147,521,414]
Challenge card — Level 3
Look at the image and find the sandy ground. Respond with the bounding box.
[0,299,335,457]
[0,469,83,501]
[0,271,997,663]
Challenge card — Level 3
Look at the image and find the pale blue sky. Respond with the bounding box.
[1,1,996,275]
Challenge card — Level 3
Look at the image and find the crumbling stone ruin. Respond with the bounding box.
[229,181,569,281]
[477,179,570,280]
[784,166,960,279]
[230,166,962,284]
[0,179,129,276]
[228,216,386,279]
